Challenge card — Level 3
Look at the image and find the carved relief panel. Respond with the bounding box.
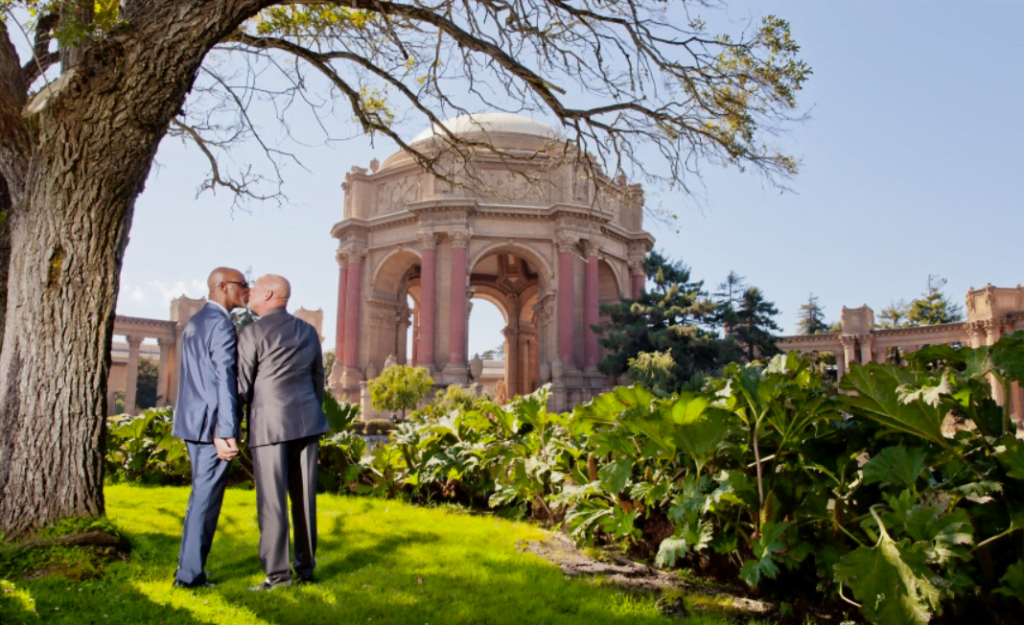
[375,175,420,216]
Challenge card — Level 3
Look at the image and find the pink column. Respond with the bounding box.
[448,233,468,365]
[629,261,645,298]
[584,250,600,369]
[343,252,363,368]
[631,274,644,298]
[334,253,348,361]
[419,242,437,369]
[557,239,577,368]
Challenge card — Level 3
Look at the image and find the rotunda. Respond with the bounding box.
[329,113,655,412]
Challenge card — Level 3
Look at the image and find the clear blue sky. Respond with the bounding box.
[115,1,1024,356]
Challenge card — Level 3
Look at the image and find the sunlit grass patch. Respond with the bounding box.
[0,484,768,624]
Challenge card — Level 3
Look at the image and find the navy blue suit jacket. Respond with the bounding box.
[172,302,240,442]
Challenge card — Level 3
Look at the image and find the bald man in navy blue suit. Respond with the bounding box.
[171,267,250,589]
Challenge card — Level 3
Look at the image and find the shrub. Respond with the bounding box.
[368,365,433,418]
[363,419,394,436]
[105,408,189,484]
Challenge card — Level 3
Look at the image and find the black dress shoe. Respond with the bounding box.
[295,574,314,585]
[173,578,216,589]
[249,578,292,592]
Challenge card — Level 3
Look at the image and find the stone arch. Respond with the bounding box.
[598,258,624,301]
[467,240,554,287]
[371,248,422,295]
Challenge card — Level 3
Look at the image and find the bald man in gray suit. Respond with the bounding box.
[238,274,330,591]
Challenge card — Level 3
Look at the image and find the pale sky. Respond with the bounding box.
[114,1,1024,357]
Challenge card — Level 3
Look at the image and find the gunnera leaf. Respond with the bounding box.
[834,535,941,625]
[994,560,1024,601]
[862,445,928,490]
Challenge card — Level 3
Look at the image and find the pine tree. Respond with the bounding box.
[797,294,829,335]
[907,275,964,326]
[595,251,729,392]
[712,270,747,335]
[876,299,911,329]
[733,287,782,361]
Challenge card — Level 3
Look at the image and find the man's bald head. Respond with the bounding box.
[207,266,248,310]
[248,274,291,316]
[208,267,245,293]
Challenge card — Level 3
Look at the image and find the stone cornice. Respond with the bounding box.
[114,316,177,330]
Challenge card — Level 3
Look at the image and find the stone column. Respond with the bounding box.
[834,345,846,382]
[397,307,410,365]
[444,231,469,383]
[156,338,172,406]
[107,389,118,417]
[417,233,439,373]
[839,335,857,373]
[503,325,520,397]
[584,241,601,371]
[124,336,143,415]
[628,260,645,298]
[859,335,874,366]
[341,249,366,400]
[556,235,578,369]
[334,251,349,365]
[411,305,420,366]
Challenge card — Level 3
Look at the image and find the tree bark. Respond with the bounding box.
[0,0,268,538]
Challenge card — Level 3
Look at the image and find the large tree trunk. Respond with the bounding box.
[0,0,266,538]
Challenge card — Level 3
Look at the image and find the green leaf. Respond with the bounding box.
[992,331,1024,384]
[840,363,950,448]
[903,506,974,564]
[994,560,1024,601]
[862,445,928,490]
[994,437,1024,480]
[834,535,941,625]
[740,521,789,587]
[656,520,712,568]
[674,408,734,473]
[597,457,633,494]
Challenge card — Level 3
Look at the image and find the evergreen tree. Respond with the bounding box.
[876,299,911,329]
[907,275,964,326]
[797,294,829,335]
[595,251,729,392]
[733,287,782,361]
[712,270,747,334]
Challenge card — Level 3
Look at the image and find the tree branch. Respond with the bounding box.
[21,12,59,86]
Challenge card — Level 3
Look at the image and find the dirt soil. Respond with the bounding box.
[520,533,774,619]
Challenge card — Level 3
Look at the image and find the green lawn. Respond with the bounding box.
[1,484,761,625]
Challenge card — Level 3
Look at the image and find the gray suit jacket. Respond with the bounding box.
[172,302,240,442]
[237,307,329,447]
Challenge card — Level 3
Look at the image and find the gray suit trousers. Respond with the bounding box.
[176,442,231,585]
[251,436,319,583]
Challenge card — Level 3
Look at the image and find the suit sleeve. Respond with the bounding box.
[312,334,325,406]
[210,317,240,439]
[236,324,258,427]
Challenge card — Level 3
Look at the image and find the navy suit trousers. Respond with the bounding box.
[176,442,231,585]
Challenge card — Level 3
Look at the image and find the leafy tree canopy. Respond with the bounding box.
[368,365,433,417]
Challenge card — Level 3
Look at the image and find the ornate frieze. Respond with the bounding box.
[375,175,419,216]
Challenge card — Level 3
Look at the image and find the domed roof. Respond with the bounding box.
[411,112,561,143]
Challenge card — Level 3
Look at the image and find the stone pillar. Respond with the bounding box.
[859,335,874,366]
[503,325,520,397]
[343,250,365,369]
[584,241,601,371]
[417,233,439,373]
[411,305,420,366]
[835,346,846,382]
[334,251,349,365]
[107,389,118,417]
[124,336,143,415]
[840,335,857,372]
[156,338,172,406]
[397,307,410,365]
[628,260,645,298]
[444,231,470,384]
[556,235,578,369]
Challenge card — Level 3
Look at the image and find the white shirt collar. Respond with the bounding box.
[207,300,230,317]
